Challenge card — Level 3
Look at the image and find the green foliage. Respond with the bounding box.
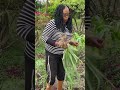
[62,32,85,89]
[35,0,43,11]
[1,79,24,90]
[35,58,47,90]
[35,15,50,47]
[0,0,24,49]
[62,0,85,17]
[0,0,26,89]
[47,0,61,17]
[0,40,25,89]
[92,16,120,46]
[36,0,85,18]
[35,32,85,89]
[86,15,120,90]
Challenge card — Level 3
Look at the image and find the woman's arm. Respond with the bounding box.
[42,20,57,46]
[16,0,35,43]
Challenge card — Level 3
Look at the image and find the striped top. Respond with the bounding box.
[42,19,72,55]
[16,0,35,60]
[85,15,91,30]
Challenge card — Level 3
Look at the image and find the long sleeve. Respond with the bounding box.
[16,0,35,60]
[16,0,35,43]
[85,16,91,30]
[42,20,71,54]
[42,20,57,46]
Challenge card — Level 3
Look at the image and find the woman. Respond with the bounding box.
[42,4,78,90]
[16,0,35,90]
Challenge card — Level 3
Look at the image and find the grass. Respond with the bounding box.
[0,78,24,90]
[0,38,25,68]
[35,42,45,54]
[0,38,25,90]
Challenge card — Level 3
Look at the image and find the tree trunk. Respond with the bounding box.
[45,0,48,14]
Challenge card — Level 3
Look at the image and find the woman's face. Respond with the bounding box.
[63,6,70,23]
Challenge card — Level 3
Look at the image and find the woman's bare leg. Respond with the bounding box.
[57,80,63,90]
[46,83,52,90]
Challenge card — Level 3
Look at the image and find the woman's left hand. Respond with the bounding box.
[69,41,79,47]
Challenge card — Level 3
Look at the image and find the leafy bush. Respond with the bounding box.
[62,32,85,89]
[86,16,120,90]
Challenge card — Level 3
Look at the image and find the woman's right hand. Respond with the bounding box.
[86,36,104,48]
[55,41,68,49]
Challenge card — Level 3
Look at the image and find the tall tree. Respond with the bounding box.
[45,0,48,13]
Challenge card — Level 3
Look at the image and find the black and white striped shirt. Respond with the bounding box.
[16,0,35,60]
[42,19,72,55]
[85,15,91,30]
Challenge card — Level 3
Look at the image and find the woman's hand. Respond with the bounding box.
[69,41,79,47]
[55,41,68,49]
[86,36,103,48]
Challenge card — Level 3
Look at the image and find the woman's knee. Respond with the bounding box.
[57,71,65,81]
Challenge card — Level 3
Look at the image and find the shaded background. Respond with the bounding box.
[0,0,26,89]
[85,0,120,90]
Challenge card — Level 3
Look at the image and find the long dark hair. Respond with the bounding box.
[54,4,72,33]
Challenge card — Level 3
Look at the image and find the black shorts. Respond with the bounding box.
[45,50,65,85]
